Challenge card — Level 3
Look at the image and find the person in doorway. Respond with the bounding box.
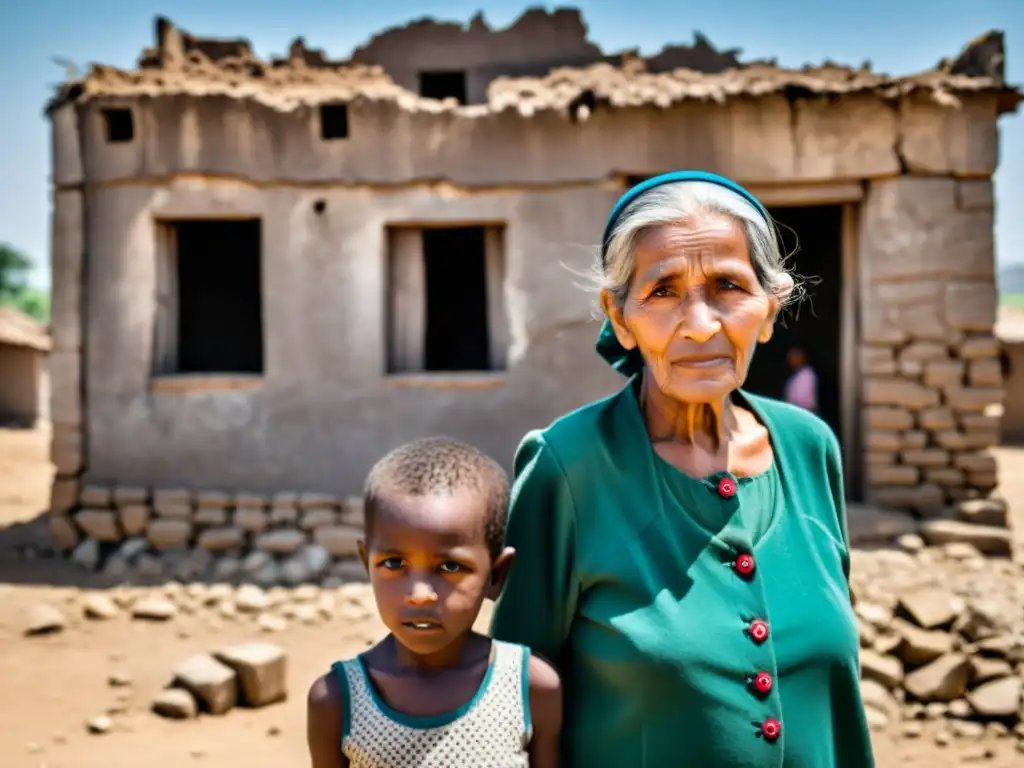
[306,437,562,768]
[783,344,818,413]
[490,171,873,766]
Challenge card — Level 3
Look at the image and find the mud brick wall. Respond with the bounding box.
[859,178,1004,515]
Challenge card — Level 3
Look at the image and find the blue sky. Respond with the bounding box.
[1,0,1021,288]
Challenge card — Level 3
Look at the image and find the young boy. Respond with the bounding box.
[306,436,563,768]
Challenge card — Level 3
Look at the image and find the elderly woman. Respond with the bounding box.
[490,171,873,766]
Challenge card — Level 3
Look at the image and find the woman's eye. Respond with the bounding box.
[380,557,405,570]
[650,285,673,298]
[717,278,742,292]
[439,561,466,574]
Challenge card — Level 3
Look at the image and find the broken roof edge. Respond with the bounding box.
[42,15,1023,117]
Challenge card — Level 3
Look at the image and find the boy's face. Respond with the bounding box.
[360,489,513,661]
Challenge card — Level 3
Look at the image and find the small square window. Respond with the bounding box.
[320,104,349,140]
[102,108,134,143]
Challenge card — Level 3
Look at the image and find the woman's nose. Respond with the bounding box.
[404,580,438,606]
[678,294,721,343]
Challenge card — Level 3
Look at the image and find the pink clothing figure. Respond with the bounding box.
[784,365,818,412]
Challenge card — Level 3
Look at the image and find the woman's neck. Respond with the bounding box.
[640,372,737,450]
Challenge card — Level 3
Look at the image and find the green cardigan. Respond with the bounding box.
[490,375,874,767]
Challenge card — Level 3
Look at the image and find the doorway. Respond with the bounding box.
[744,205,844,439]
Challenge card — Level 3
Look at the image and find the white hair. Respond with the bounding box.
[594,180,798,308]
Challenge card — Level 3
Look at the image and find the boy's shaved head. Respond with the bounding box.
[364,436,510,559]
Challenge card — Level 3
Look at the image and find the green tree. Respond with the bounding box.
[0,243,50,322]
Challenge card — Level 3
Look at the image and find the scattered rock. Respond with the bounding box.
[214,642,288,707]
[897,586,959,629]
[71,539,101,570]
[108,672,133,687]
[236,585,270,613]
[860,649,903,690]
[172,654,238,715]
[918,520,1012,557]
[152,688,198,720]
[131,596,178,621]
[82,594,119,620]
[967,676,1022,718]
[904,653,971,703]
[25,604,67,636]
[258,614,288,633]
[890,617,954,665]
[86,715,112,734]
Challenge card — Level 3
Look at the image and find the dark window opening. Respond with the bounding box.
[320,104,349,139]
[744,204,844,439]
[173,220,264,374]
[419,71,467,104]
[102,108,134,143]
[423,227,489,371]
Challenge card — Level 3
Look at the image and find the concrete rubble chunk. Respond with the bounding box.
[131,596,178,621]
[71,538,100,570]
[82,594,119,620]
[918,520,1011,556]
[313,524,363,557]
[151,688,198,719]
[255,529,307,555]
[79,484,112,507]
[74,509,121,542]
[214,642,288,707]
[890,617,954,665]
[147,519,193,550]
[966,676,1022,718]
[897,586,960,629]
[25,604,67,636]
[970,656,1013,684]
[903,653,971,703]
[954,497,1008,528]
[197,527,246,551]
[172,654,238,715]
[859,649,903,690]
[954,600,1008,642]
[49,514,80,551]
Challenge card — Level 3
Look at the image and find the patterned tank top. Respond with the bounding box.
[332,640,533,768]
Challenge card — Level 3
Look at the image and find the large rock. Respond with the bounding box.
[147,520,192,550]
[954,497,1008,528]
[25,604,67,636]
[74,510,121,542]
[918,520,1011,556]
[966,676,1022,718]
[890,618,954,665]
[859,649,903,690]
[151,688,198,720]
[214,643,287,708]
[172,654,238,715]
[903,653,971,703]
[131,597,177,621]
[897,586,960,629]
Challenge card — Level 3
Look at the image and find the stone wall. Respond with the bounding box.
[859,177,1003,513]
[52,482,368,585]
[46,85,1010,546]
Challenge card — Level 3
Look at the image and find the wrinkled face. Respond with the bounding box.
[360,490,497,658]
[604,212,780,404]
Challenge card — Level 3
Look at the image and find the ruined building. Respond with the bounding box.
[44,9,1021,556]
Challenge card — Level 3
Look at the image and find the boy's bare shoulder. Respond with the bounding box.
[527,652,561,694]
[307,670,343,714]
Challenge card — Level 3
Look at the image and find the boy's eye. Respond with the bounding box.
[379,557,405,570]
[438,561,467,574]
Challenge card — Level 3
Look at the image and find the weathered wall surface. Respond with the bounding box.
[999,340,1024,444]
[73,92,999,188]
[80,179,622,495]
[858,176,1003,513]
[349,9,604,104]
[0,345,45,426]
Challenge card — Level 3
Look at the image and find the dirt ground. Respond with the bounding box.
[0,426,1021,767]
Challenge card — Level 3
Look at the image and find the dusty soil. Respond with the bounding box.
[0,426,1021,767]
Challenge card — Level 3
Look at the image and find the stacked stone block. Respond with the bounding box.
[63,484,367,581]
[859,177,1004,517]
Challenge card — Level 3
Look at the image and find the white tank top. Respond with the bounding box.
[333,639,532,768]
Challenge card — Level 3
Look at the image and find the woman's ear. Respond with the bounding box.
[600,289,637,351]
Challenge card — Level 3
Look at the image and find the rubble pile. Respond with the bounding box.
[851,539,1023,748]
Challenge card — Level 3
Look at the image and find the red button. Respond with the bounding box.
[748,619,769,644]
[734,553,756,578]
[761,718,781,742]
[752,672,773,695]
[717,477,737,498]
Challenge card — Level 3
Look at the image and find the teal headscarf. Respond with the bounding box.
[595,171,772,378]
